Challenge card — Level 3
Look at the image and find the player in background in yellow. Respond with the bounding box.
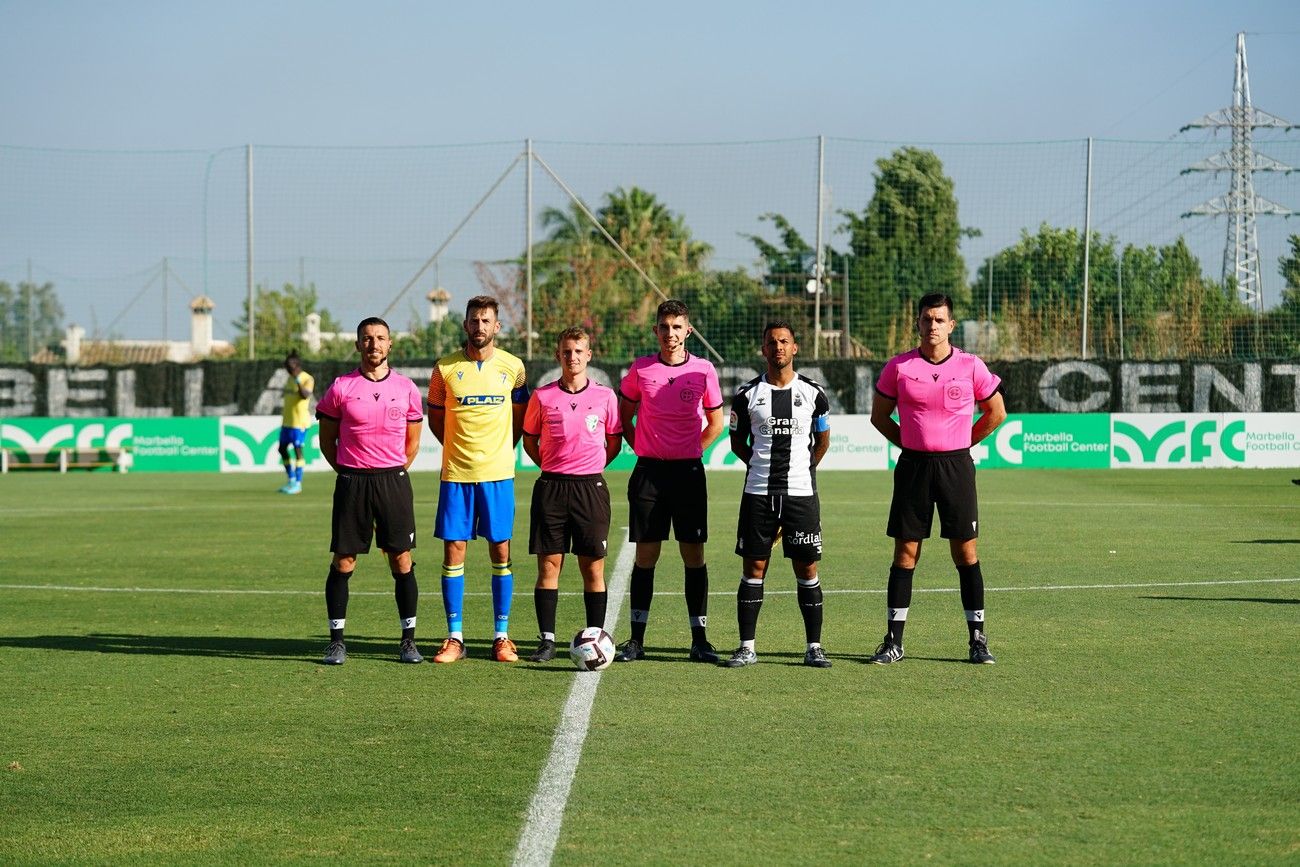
[426,296,529,662]
[278,351,314,495]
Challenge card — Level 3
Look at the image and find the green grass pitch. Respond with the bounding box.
[1,468,1297,864]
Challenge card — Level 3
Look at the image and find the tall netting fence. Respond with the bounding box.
[1,136,1297,365]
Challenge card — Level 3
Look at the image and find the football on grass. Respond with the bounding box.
[569,627,616,671]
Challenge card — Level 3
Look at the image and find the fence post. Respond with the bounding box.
[986,258,993,355]
[814,135,825,360]
[246,143,255,361]
[841,252,850,357]
[1081,137,1093,359]
[525,138,534,360]
[1118,255,1125,361]
[26,259,34,359]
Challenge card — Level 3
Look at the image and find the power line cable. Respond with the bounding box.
[1099,35,1235,137]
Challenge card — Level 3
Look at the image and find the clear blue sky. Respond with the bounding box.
[3,0,1298,147]
[2,1,1299,339]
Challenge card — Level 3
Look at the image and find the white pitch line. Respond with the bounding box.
[0,584,502,597]
[0,576,1296,598]
[0,503,333,517]
[815,499,1300,510]
[511,532,635,867]
[741,577,1300,595]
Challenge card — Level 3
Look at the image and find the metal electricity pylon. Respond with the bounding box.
[1180,32,1296,312]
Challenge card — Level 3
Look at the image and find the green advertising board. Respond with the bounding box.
[220,417,325,473]
[0,418,132,469]
[0,417,221,472]
[130,418,222,472]
[882,413,1112,469]
[973,413,1112,469]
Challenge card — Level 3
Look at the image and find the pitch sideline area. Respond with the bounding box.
[1,469,1297,863]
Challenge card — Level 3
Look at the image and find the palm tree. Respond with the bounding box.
[527,187,711,356]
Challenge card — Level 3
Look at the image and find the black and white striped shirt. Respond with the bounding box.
[730,373,831,496]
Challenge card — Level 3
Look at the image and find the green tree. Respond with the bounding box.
[526,186,712,358]
[976,224,1103,356]
[974,227,1252,359]
[744,212,855,357]
[1279,234,1300,302]
[842,147,968,355]
[670,268,774,363]
[0,281,64,362]
[1263,234,1300,354]
[232,283,343,359]
[745,212,814,296]
[390,314,465,361]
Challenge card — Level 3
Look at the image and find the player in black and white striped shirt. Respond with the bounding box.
[724,321,832,668]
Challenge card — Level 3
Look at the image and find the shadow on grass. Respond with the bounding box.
[825,651,971,665]
[1140,595,1299,605]
[0,633,432,663]
[1231,539,1300,544]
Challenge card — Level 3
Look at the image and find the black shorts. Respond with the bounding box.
[628,458,708,543]
[330,466,417,555]
[736,492,822,563]
[887,448,979,541]
[529,473,612,558]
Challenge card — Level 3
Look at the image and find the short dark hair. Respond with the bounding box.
[656,299,689,321]
[762,320,797,343]
[918,293,954,317]
[466,295,500,318]
[355,316,390,340]
[284,350,300,365]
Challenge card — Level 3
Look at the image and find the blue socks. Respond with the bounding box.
[491,561,513,637]
[441,563,465,637]
[441,560,513,638]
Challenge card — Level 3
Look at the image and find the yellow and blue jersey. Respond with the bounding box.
[427,348,528,482]
[282,371,315,429]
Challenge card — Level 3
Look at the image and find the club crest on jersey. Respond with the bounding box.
[947,385,963,400]
[459,395,505,406]
[585,414,599,432]
[679,387,698,402]
[794,393,803,407]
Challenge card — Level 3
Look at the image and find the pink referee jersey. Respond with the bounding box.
[619,352,723,460]
[875,347,1001,452]
[316,369,424,469]
[523,380,622,475]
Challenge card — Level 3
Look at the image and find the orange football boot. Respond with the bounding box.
[432,637,466,663]
[491,637,519,662]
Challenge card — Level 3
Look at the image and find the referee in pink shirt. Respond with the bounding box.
[869,293,1007,665]
[520,327,623,662]
[315,317,426,666]
[615,299,726,663]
